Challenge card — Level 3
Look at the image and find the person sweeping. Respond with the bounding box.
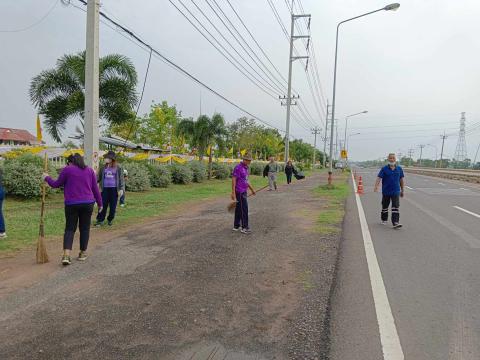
[43,153,102,265]
[231,152,256,234]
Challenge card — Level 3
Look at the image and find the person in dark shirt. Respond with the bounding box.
[284,160,295,185]
[374,153,405,228]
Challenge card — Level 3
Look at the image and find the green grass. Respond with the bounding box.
[313,175,350,235]
[0,173,291,253]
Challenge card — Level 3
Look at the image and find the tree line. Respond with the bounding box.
[29,51,326,167]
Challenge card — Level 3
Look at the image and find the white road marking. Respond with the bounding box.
[459,188,467,191]
[438,182,446,186]
[405,186,413,190]
[406,198,480,248]
[453,206,480,219]
[351,174,405,360]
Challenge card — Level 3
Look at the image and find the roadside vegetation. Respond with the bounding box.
[314,173,350,235]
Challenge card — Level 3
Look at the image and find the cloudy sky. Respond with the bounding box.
[1,0,479,161]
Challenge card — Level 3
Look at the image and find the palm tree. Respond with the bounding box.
[30,51,138,142]
[177,113,227,179]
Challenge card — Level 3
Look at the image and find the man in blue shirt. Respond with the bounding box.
[374,153,405,228]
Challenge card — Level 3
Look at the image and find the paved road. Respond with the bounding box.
[331,168,480,360]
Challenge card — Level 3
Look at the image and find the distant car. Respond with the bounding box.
[335,162,344,169]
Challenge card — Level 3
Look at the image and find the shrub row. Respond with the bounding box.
[1,154,299,198]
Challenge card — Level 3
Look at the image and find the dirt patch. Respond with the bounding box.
[0,173,343,360]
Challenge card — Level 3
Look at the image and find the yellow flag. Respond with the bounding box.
[228,147,234,155]
[240,149,247,156]
[36,114,43,142]
[206,145,212,156]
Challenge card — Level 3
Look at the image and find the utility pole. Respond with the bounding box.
[322,100,330,168]
[84,0,100,171]
[473,142,480,168]
[439,131,448,168]
[407,148,415,167]
[311,127,321,167]
[335,123,339,161]
[282,11,311,164]
[418,144,425,167]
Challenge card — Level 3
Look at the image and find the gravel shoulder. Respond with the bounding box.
[0,172,343,360]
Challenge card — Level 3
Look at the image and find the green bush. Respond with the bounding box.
[212,162,231,179]
[168,164,193,184]
[249,161,264,176]
[189,161,207,183]
[2,154,55,198]
[147,164,171,188]
[122,162,151,192]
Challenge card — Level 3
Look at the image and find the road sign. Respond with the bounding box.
[341,149,348,159]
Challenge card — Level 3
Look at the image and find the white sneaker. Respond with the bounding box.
[381,221,388,225]
[241,228,252,234]
[232,227,241,232]
[0,233,6,238]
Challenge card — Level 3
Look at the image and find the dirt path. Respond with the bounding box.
[0,173,340,360]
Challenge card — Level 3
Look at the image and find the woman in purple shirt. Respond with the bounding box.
[43,153,102,265]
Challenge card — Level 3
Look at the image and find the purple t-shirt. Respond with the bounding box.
[103,166,118,188]
[45,165,102,207]
[232,162,249,193]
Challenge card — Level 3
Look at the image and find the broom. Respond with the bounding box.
[227,185,270,213]
[36,153,49,264]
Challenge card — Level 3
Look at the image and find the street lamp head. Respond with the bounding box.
[384,3,400,11]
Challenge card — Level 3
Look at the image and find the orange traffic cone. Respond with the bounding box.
[357,176,364,195]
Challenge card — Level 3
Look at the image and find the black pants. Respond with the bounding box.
[64,203,94,251]
[234,191,249,229]
[286,173,292,184]
[381,195,400,224]
[97,187,118,222]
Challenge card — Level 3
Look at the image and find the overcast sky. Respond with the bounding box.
[1,0,479,161]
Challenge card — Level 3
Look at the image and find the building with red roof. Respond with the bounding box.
[0,128,42,146]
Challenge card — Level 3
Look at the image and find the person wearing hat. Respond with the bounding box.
[95,151,125,226]
[231,152,256,234]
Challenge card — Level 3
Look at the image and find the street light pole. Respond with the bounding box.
[343,110,367,166]
[329,3,400,184]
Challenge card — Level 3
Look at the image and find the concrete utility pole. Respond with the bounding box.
[418,144,425,166]
[408,148,415,167]
[322,100,330,168]
[282,11,310,164]
[311,127,321,166]
[439,131,448,168]
[84,0,100,171]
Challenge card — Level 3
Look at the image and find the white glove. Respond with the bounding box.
[42,172,49,180]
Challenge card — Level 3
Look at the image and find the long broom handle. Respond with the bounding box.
[39,153,48,233]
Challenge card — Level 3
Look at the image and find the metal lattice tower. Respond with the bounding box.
[454,112,468,161]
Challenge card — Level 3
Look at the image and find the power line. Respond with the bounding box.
[207,0,287,93]
[188,0,285,95]
[0,0,58,33]
[225,0,289,85]
[169,0,280,98]
[73,0,288,134]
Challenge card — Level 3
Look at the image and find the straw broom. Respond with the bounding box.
[36,153,49,264]
[227,185,270,213]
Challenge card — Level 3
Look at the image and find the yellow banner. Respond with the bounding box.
[131,153,149,161]
[63,149,84,157]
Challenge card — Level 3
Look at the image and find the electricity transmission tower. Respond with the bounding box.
[282,10,311,163]
[454,112,467,162]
